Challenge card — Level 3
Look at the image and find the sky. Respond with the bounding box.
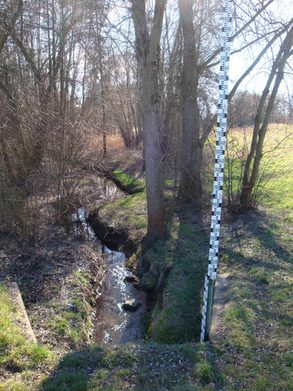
[229,0,293,95]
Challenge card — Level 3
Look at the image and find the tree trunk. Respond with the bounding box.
[177,0,202,205]
[142,62,165,237]
[131,0,166,238]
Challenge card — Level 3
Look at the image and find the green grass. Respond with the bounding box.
[216,205,293,390]
[41,343,221,391]
[99,190,147,245]
[194,361,213,384]
[0,284,53,390]
[262,125,293,222]
[111,170,145,194]
[223,124,293,216]
[132,206,208,344]
[249,266,270,284]
[140,124,293,389]
[48,270,93,346]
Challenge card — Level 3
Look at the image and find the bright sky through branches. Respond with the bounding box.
[108,0,292,97]
[229,0,293,95]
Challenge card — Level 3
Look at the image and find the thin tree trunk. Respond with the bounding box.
[240,25,293,210]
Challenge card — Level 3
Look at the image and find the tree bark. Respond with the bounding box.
[131,0,166,238]
[177,0,202,205]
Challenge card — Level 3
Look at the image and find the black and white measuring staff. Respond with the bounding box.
[200,0,233,343]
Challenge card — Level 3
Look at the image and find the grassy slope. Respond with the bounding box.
[215,210,293,391]
[145,208,208,343]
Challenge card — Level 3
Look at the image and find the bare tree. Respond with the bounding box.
[240,23,293,211]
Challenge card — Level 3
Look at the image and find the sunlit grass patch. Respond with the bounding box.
[112,169,145,193]
[194,361,213,384]
[0,283,53,390]
[224,302,256,350]
[249,266,270,284]
[223,124,293,216]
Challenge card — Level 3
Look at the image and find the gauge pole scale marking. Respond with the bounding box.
[200,0,233,342]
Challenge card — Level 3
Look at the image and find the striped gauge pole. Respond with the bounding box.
[200,0,233,343]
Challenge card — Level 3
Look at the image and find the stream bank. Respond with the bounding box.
[87,180,209,343]
[73,206,147,345]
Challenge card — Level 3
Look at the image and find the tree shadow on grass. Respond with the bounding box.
[240,210,292,264]
[140,203,210,344]
[40,342,224,391]
[170,207,209,340]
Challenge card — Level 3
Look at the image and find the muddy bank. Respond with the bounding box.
[87,210,137,256]
[0,228,105,351]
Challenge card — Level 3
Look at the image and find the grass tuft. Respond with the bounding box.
[194,361,212,384]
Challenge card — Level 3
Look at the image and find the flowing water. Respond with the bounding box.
[93,246,146,345]
[72,196,146,345]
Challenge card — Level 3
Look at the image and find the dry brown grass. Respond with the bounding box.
[89,133,125,156]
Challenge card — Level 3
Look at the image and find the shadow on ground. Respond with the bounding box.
[137,203,209,343]
[40,342,223,391]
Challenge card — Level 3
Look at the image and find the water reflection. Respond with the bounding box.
[71,207,96,240]
[96,177,122,200]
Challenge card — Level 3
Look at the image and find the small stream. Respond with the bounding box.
[72,198,146,345]
[93,246,146,344]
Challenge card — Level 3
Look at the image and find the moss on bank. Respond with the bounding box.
[140,209,208,343]
[110,170,145,194]
[89,190,147,251]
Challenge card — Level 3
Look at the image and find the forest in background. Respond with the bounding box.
[0,0,292,239]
